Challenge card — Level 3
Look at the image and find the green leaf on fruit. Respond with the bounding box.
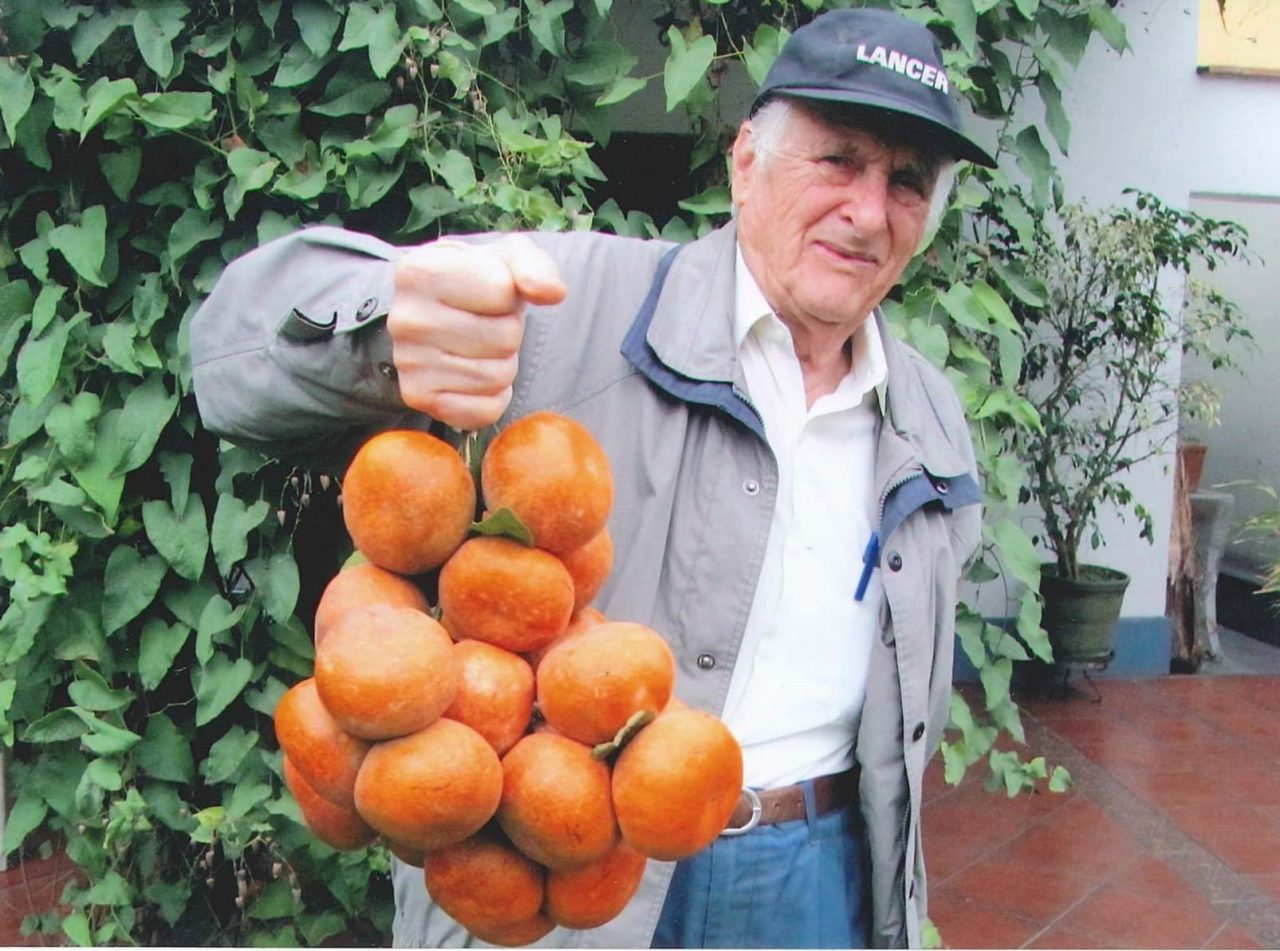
[470,507,533,546]
[590,708,656,761]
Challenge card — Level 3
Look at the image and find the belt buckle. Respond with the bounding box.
[719,788,762,837]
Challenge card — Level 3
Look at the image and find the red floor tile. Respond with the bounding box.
[1204,922,1265,950]
[928,891,1042,950]
[1059,887,1222,949]
[1024,922,1117,949]
[939,854,1097,924]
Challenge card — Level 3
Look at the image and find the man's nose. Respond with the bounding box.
[839,170,892,236]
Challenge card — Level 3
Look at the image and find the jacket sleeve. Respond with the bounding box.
[189,226,414,462]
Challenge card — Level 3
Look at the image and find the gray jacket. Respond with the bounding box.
[190,222,982,949]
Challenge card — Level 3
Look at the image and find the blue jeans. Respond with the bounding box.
[651,781,869,949]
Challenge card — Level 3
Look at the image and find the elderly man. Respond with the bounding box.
[192,7,994,949]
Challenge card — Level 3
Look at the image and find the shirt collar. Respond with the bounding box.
[733,246,888,413]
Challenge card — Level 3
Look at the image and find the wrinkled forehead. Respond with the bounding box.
[784,97,949,169]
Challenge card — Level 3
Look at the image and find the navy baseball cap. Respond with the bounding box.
[753,8,997,168]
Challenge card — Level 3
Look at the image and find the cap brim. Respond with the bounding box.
[755,86,997,168]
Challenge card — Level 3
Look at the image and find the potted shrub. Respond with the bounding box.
[1011,191,1249,663]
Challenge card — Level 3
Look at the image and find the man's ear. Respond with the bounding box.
[729,122,756,208]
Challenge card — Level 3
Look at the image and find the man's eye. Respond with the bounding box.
[891,172,929,198]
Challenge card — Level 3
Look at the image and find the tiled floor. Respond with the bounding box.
[925,665,1280,949]
[4,637,1279,948]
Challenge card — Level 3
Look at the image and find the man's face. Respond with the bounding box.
[732,103,938,338]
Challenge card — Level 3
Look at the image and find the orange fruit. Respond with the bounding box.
[536,622,675,745]
[544,840,647,930]
[526,606,607,674]
[342,429,476,574]
[314,604,458,740]
[437,536,574,653]
[468,914,556,947]
[497,733,617,870]
[444,640,535,755]
[354,718,502,851]
[386,839,426,868]
[559,528,613,613]
[283,755,377,851]
[423,828,545,941]
[611,708,743,861]
[313,562,429,646]
[273,678,370,808]
[481,411,613,554]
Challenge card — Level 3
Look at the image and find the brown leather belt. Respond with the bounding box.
[722,767,859,835]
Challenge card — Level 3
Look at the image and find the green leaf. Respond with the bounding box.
[142,495,209,582]
[437,148,477,196]
[990,257,1046,307]
[201,726,260,784]
[83,869,133,907]
[311,80,389,117]
[1013,125,1053,209]
[227,780,271,819]
[0,59,35,142]
[193,653,255,727]
[102,547,168,636]
[937,284,990,334]
[526,0,574,59]
[971,280,1021,334]
[211,496,271,577]
[195,596,244,666]
[47,204,107,286]
[339,3,403,77]
[274,41,325,88]
[402,184,463,233]
[1048,765,1072,792]
[73,709,142,756]
[1037,73,1070,155]
[248,878,300,920]
[993,519,1043,591]
[23,708,88,743]
[743,25,786,87]
[81,76,137,139]
[45,391,101,466]
[935,0,977,56]
[132,91,213,130]
[62,913,92,947]
[85,756,123,791]
[663,27,716,112]
[100,146,142,200]
[596,75,646,107]
[677,185,732,216]
[133,7,186,78]
[16,317,71,406]
[136,713,195,783]
[979,656,1013,712]
[1088,3,1128,52]
[470,507,533,545]
[2,791,47,853]
[118,375,178,473]
[294,0,342,57]
[138,619,192,691]
[67,677,132,713]
[245,552,300,622]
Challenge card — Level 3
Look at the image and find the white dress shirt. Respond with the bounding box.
[720,248,887,789]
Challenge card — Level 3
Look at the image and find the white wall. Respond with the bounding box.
[1002,0,1280,617]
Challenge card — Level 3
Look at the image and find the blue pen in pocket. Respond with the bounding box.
[854,531,880,602]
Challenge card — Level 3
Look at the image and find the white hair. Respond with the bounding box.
[745,97,956,237]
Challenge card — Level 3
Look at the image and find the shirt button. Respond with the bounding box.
[696,653,716,670]
[742,479,760,496]
[378,363,398,382]
[355,297,378,321]
[912,722,925,742]
[887,551,903,571]
[934,479,949,495]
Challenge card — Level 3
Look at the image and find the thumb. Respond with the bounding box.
[493,234,568,307]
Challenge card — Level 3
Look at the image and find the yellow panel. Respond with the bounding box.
[1197,0,1280,76]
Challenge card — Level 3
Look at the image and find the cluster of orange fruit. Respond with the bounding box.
[273,411,744,944]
